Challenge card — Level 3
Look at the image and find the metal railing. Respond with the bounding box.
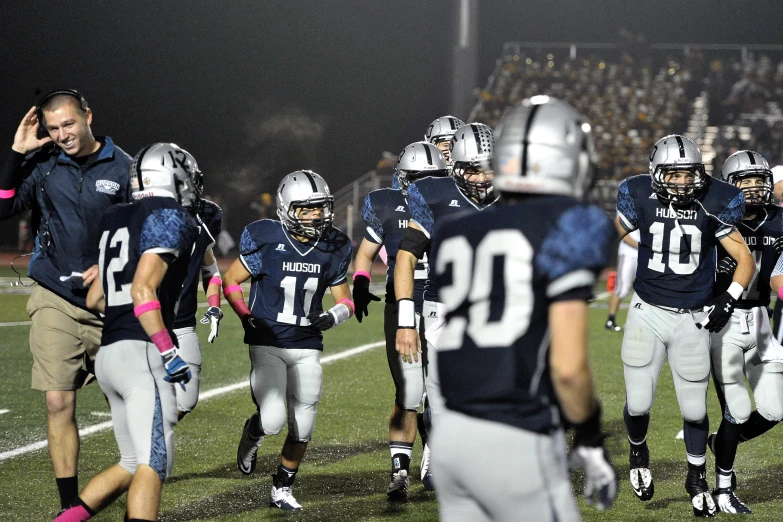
[331,169,393,241]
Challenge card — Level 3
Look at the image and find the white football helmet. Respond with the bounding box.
[649,134,706,206]
[276,170,334,239]
[450,123,495,204]
[393,141,449,195]
[721,150,774,208]
[493,96,596,200]
[130,143,202,208]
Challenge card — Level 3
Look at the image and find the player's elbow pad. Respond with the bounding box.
[398,227,430,260]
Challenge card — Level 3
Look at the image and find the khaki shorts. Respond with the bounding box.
[27,285,103,391]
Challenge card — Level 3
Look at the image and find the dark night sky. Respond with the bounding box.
[1,0,782,196]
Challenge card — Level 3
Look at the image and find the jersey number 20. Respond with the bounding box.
[436,230,533,350]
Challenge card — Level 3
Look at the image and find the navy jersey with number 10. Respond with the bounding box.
[98,197,199,347]
[617,174,744,310]
[431,196,614,434]
[239,219,353,350]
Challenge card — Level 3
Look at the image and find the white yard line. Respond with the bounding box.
[0,340,384,463]
[0,410,8,415]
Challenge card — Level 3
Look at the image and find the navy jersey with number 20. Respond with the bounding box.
[239,219,353,350]
[431,196,614,434]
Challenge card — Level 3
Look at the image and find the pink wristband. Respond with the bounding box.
[207,294,221,307]
[224,285,243,297]
[778,287,783,301]
[337,298,355,315]
[209,276,222,287]
[0,188,15,199]
[134,300,161,318]
[353,270,371,281]
[149,329,175,354]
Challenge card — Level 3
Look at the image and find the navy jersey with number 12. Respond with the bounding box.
[98,197,199,346]
[617,174,744,310]
[239,219,353,350]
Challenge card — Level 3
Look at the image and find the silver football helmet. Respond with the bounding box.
[721,150,773,208]
[649,134,707,206]
[450,123,495,204]
[425,115,466,164]
[493,96,596,200]
[393,141,449,195]
[130,143,202,208]
[276,170,334,239]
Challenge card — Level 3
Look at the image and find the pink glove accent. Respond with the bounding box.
[353,270,371,281]
[0,188,16,199]
[149,329,175,355]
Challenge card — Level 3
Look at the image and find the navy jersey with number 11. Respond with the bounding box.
[617,174,744,310]
[239,219,353,350]
[98,197,198,347]
[431,195,614,434]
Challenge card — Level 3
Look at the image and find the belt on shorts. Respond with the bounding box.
[650,303,700,314]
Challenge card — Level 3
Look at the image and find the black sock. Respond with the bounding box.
[56,476,79,510]
[391,453,411,473]
[274,464,298,488]
[608,314,616,322]
[739,410,779,442]
[684,417,709,464]
[623,403,649,444]
[714,419,742,472]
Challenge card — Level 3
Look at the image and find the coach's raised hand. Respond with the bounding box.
[12,106,52,154]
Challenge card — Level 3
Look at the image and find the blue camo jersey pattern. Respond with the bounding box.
[406,176,497,302]
[239,219,353,350]
[175,200,224,327]
[100,197,198,346]
[617,174,744,309]
[140,208,194,255]
[431,195,612,433]
[538,205,615,281]
[715,205,783,308]
[362,188,427,309]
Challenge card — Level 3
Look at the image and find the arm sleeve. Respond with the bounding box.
[715,191,745,239]
[140,208,195,261]
[239,225,264,277]
[407,183,434,238]
[616,179,638,232]
[362,194,384,244]
[536,205,614,300]
[0,150,37,219]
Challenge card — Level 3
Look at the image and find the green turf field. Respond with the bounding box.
[2,289,783,521]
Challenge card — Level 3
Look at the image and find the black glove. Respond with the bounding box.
[242,315,271,334]
[773,236,783,256]
[716,256,738,276]
[570,404,618,511]
[697,291,737,333]
[352,274,381,323]
[307,309,336,331]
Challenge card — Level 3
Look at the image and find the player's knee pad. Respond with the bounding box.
[288,401,318,442]
[396,359,425,411]
[756,364,783,422]
[119,456,137,475]
[176,362,201,414]
[676,380,708,422]
[670,332,710,383]
[721,383,752,424]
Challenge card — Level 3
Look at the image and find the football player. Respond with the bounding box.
[424,115,465,165]
[225,170,353,513]
[171,189,224,420]
[395,122,498,491]
[606,226,640,331]
[707,151,783,514]
[55,143,199,522]
[617,135,754,517]
[353,141,449,500]
[430,95,618,522]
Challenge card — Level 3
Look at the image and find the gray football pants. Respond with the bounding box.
[173,326,202,414]
[95,340,178,480]
[422,300,445,426]
[384,302,424,411]
[432,408,580,522]
[710,307,783,424]
[622,293,710,422]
